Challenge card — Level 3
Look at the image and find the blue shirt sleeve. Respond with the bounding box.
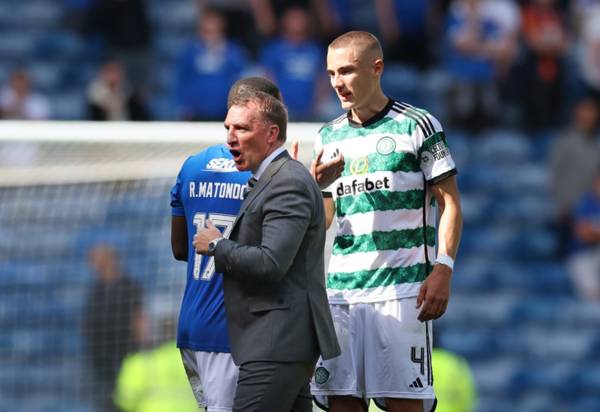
[170,163,186,216]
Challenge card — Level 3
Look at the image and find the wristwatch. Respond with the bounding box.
[207,237,224,256]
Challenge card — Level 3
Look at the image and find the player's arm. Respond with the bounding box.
[170,165,189,262]
[171,215,188,261]
[417,175,462,322]
[432,175,462,262]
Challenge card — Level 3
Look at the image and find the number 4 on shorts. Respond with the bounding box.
[411,346,425,376]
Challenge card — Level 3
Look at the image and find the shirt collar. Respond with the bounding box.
[253,146,286,181]
[347,97,394,128]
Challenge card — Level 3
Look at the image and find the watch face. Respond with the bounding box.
[208,238,220,253]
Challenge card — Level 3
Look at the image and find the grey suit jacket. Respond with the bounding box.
[214,151,340,365]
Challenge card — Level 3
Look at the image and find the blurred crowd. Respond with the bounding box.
[0,0,598,129]
[3,0,600,300]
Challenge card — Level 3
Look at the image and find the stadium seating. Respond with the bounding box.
[5,138,586,410]
[435,123,598,410]
[0,1,599,411]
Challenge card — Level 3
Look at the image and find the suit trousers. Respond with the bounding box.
[233,359,316,412]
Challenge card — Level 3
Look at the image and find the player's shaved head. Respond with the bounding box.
[228,76,282,108]
[328,31,383,64]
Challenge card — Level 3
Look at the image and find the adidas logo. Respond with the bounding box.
[409,377,424,389]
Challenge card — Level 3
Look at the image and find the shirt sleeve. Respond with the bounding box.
[170,167,185,217]
[414,113,457,184]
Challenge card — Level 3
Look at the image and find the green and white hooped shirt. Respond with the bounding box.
[316,99,457,304]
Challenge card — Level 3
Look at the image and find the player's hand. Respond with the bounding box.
[311,148,345,189]
[192,220,222,255]
[416,264,452,322]
[290,140,299,160]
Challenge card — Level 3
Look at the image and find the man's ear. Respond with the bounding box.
[267,124,280,145]
[373,58,384,76]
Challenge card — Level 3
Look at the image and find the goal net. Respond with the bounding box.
[0,121,317,412]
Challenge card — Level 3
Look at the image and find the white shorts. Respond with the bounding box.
[311,297,436,411]
[180,349,239,412]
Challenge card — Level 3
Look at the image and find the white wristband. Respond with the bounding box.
[435,254,454,271]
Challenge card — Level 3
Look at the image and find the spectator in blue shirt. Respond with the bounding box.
[174,8,248,121]
[442,0,519,132]
[259,6,326,121]
[568,172,600,301]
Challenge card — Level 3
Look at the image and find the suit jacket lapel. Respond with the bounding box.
[231,151,290,231]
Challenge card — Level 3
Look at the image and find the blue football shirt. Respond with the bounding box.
[170,144,250,352]
[259,38,323,119]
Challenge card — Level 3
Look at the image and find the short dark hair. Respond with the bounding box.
[229,90,288,142]
[329,30,383,60]
[227,77,283,108]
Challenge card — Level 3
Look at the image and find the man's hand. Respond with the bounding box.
[311,148,345,189]
[192,220,222,255]
[416,264,452,321]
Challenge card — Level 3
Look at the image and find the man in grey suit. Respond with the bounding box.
[193,89,340,412]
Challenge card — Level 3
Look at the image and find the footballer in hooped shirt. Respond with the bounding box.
[170,77,283,412]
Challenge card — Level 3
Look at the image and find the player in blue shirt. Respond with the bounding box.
[170,77,283,412]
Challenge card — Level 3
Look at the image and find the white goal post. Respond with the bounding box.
[0,121,319,186]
